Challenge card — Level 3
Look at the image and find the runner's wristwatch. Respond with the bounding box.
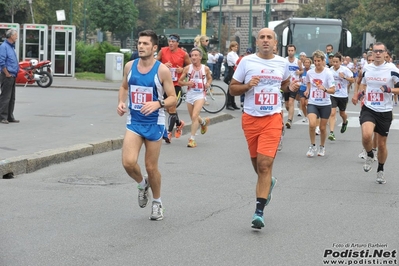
[158,100,165,108]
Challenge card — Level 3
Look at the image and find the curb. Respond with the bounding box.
[1,113,234,178]
[21,84,120,91]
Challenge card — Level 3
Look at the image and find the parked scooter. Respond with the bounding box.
[16,59,53,88]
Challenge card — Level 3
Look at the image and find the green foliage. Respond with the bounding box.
[135,0,162,34]
[75,41,121,73]
[154,0,194,29]
[360,0,399,56]
[0,0,29,23]
[87,0,138,47]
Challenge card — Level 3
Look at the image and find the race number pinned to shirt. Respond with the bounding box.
[367,91,384,103]
[312,90,326,99]
[189,78,204,92]
[170,68,177,81]
[130,85,153,110]
[311,78,326,101]
[254,87,279,113]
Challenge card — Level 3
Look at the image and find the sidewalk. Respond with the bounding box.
[0,78,235,178]
[50,76,121,91]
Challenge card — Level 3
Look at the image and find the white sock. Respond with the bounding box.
[138,178,146,189]
[190,136,195,140]
[153,198,162,204]
[201,118,206,125]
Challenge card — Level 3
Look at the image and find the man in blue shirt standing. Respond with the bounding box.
[0,29,20,124]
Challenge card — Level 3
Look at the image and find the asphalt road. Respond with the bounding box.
[0,80,234,176]
[1,86,398,265]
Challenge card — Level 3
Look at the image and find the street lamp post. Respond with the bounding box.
[326,0,329,18]
[177,0,181,29]
[83,0,86,43]
[265,0,270,27]
[70,0,73,25]
[131,0,135,51]
[218,0,222,50]
[249,0,253,47]
[27,0,35,24]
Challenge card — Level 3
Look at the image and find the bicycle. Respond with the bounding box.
[176,84,227,114]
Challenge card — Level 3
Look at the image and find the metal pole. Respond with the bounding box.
[70,0,72,24]
[134,0,137,51]
[326,0,329,18]
[201,0,206,36]
[177,0,180,29]
[218,0,222,50]
[83,0,86,43]
[249,0,252,47]
[27,0,35,24]
[228,11,231,42]
[265,0,270,27]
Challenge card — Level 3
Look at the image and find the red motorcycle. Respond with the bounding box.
[16,59,53,88]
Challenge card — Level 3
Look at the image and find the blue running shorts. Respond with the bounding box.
[126,124,165,141]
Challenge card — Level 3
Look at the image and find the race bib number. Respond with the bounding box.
[170,68,177,81]
[130,85,153,110]
[367,92,384,102]
[189,78,204,92]
[254,92,279,105]
[312,90,326,99]
[253,87,279,113]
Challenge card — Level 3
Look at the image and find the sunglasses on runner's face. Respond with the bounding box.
[373,49,385,54]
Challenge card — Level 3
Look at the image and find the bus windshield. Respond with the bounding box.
[292,24,341,57]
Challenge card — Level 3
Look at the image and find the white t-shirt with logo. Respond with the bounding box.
[233,54,290,117]
[286,57,301,82]
[330,65,353,98]
[361,62,399,112]
[305,68,335,106]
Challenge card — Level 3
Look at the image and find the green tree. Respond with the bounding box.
[155,0,194,29]
[135,0,161,34]
[295,0,327,18]
[0,0,29,23]
[359,0,399,56]
[87,0,138,48]
[29,0,84,34]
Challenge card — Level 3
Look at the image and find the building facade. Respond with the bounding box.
[163,0,308,54]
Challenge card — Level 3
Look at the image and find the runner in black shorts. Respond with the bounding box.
[358,42,399,184]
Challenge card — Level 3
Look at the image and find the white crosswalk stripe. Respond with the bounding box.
[286,109,399,130]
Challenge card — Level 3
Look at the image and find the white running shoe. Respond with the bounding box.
[363,156,374,172]
[297,109,303,117]
[149,201,164,220]
[302,117,308,123]
[318,146,325,156]
[138,176,150,208]
[315,126,321,135]
[376,171,386,184]
[359,149,377,161]
[358,149,366,159]
[306,145,317,157]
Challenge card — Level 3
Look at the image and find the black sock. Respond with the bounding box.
[377,163,384,172]
[168,113,177,132]
[330,131,333,134]
[175,113,181,126]
[367,150,374,158]
[256,198,267,214]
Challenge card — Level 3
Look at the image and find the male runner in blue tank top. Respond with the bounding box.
[117,30,176,221]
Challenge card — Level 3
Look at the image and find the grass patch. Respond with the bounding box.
[75,72,105,81]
